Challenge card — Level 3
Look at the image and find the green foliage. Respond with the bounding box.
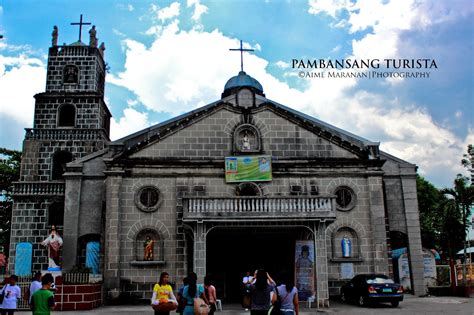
[0,148,21,200]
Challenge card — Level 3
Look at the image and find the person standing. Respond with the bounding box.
[276,272,299,315]
[0,275,21,315]
[176,277,189,315]
[29,272,42,304]
[30,273,55,315]
[151,272,177,315]
[204,275,217,315]
[182,272,208,315]
[242,271,253,311]
[249,269,276,315]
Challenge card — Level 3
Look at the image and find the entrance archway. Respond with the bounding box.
[206,227,309,303]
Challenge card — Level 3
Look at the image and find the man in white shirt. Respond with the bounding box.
[29,272,42,304]
[242,271,253,311]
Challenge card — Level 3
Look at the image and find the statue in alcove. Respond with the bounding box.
[241,131,251,150]
[341,235,352,258]
[144,235,155,261]
[41,225,63,271]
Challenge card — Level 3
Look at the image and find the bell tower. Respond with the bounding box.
[10,18,111,273]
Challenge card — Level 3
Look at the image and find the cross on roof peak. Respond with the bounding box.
[70,14,91,42]
[229,40,254,72]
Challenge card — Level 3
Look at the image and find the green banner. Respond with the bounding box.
[225,155,272,183]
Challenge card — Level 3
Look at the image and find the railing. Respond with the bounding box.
[25,128,107,141]
[183,196,336,221]
[13,182,65,196]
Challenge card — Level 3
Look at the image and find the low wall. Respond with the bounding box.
[54,283,102,310]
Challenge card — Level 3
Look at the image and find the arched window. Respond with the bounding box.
[236,182,262,196]
[135,229,163,262]
[51,151,73,180]
[48,202,64,227]
[57,104,76,127]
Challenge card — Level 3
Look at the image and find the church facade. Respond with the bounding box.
[9,24,426,307]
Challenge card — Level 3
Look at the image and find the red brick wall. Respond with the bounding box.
[54,284,102,311]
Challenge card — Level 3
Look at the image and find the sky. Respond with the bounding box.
[0,0,472,188]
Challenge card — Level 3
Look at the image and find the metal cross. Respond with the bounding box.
[229,40,254,72]
[70,14,91,42]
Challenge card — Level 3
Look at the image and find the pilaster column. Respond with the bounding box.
[103,170,125,298]
[193,222,207,280]
[368,175,390,274]
[401,176,425,295]
[62,169,83,270]
[314,222,329,307]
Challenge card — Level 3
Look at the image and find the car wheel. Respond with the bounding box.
[358,295,365,307]
[391,301,399,307]
[341,292,346,302]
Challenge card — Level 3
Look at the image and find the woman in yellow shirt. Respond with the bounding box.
[151,272,178,315]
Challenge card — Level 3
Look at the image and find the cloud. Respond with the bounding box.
[0,54,45,126]
[110,107,150,140]
[308,0,353,18]
[152,2,181,23]
[275,61,290,69]
[187,0,208,21]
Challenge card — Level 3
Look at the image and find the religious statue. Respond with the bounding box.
[341,235,352,258]
[51,26,58,47]
[144,235,155,261]
[99,42,106,54]
[89,25,97,47]
[41,225,63,271]
[241,132,251,150]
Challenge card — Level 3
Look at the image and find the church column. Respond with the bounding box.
[193,221,207,280]
[62,167,83,270]
[367,175,390,274]
[401,176,425,296]
[103,170,125,299]
[314,221,329,307]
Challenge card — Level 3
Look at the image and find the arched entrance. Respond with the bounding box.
[206,226,311,303]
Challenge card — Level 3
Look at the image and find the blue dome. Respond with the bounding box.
[224,71,263,93]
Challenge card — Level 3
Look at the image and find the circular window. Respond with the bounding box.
[334,186,356,211]
[135,186,162,212]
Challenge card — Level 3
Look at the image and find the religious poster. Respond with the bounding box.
[225,155,272,183]
[295,240,315,301]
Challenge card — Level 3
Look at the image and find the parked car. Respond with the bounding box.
[340,274,404,307]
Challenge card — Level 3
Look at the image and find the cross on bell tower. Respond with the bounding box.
[229,40,255,72]
[70,14,91,42]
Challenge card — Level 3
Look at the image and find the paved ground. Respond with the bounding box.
[16,295,474,314]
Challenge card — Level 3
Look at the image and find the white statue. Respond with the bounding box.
[41,225,63,271]
[241,132,251,150]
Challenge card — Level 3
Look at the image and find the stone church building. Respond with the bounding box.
[9,24,426,307]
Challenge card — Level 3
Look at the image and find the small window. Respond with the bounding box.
[334,186,356,211]
[135,186,162,212]
[48,202,64,227]
[58,104,76,127]
[63,65,79,84]
[51,151,73,180]
[236,182,261,196]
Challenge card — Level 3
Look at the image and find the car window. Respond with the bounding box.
[366,276,395,284]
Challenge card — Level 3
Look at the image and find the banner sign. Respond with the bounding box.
[295,240,315,301]
[225,155,272,183]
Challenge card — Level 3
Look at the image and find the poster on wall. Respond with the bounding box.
[295,240,315,301]
[225,155,272,183]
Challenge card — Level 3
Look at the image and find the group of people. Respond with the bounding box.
[0,272,55,315]
[151,272,217,315]
[242,269,299,315]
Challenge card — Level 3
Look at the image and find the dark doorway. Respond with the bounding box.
[206,227,299,303]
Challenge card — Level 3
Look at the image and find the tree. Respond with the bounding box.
[0,148,21,256]
[417,175,445,249]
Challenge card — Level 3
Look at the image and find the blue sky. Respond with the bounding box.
[0,0,472,188]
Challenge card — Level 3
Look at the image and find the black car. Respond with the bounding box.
[340,274,404,307]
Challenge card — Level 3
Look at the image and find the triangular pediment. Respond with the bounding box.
[109,96,379,162]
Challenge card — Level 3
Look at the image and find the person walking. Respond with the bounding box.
[0,275,21,315]
[29,272,42,304]
[151,272,177,315]
[276,272,299,315]
[30,273,55,315]
[176,277,189,315]
[181,272,208,315]
[249,269,276,315]
[204,275,217,315]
